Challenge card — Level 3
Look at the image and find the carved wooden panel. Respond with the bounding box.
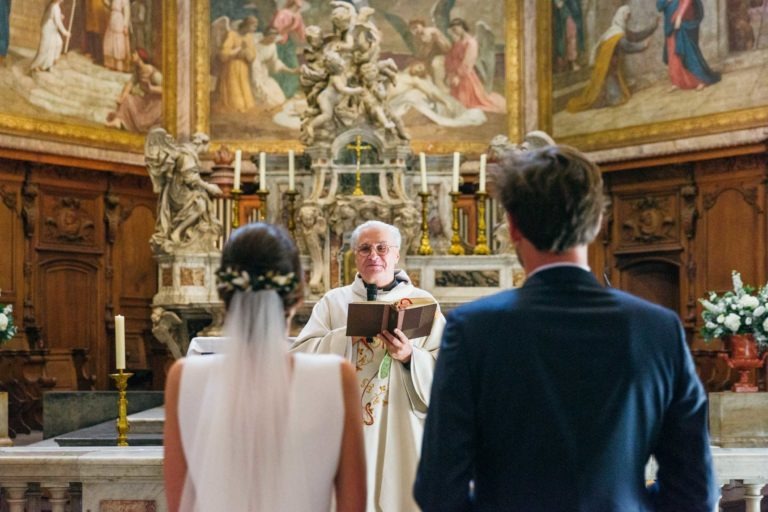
[617,258,681,314]
[0,174,24,350]
[616,194,679,250]
[37,258,103,371]
[118,204,156,300]
[38,190,104,253]
[697,182,765,295]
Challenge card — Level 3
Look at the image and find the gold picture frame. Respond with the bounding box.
[0,0,177,152]
[538,1,768,152]
[193,0,522,154]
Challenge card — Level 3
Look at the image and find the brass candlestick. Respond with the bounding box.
[449,191,465,255]
[473,191,491,255]
[285,190,299,239]
[109,369,133,447]
[231,188,242,229]
[417,191,433,255]
[256,189,270,221]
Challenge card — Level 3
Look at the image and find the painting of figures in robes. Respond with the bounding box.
[0,0,172,149]
[196,0,519,152]
[541,0,768,151]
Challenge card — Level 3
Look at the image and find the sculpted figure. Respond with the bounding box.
[299,25,328,113]
[298,204,328,293]
[393,204,421,255]
[328,1,355,56]
[301,51,363,144]
[359,62,409,141]
[145,128,223,254]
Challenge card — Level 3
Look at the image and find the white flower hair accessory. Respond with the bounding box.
[216,267,298,296]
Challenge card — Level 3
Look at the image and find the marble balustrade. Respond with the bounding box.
[0,446,766,511]
[0,446,165,512]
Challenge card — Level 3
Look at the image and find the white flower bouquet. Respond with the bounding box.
[699,271,768,353]
[0,303,18,344]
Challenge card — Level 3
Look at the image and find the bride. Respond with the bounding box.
[164,223,366,511]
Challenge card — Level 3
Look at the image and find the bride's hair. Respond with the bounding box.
[217,222,303,311]
[181,223,311,510]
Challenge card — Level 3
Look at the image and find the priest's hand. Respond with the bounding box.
[380,328,412,364]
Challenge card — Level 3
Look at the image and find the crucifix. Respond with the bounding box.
[346,135,372,196]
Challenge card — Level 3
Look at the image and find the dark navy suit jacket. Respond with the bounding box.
[414,266,718,512]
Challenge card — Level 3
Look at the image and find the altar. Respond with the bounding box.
[142,5,545,358]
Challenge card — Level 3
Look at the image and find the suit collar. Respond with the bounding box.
[523,265,601,289]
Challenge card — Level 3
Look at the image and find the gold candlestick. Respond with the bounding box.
[256,189,270,221]
[417,191,433,255]
[231,188,241,229]
[109,369,133,447]
[473,191,491,255]
[285,190,299,239]
[449,191,465,255]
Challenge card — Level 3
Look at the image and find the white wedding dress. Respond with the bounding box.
[177,352,345,511]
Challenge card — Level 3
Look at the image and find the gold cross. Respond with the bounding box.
[346,135,372,196]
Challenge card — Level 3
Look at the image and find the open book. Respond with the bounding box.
[346,297,438,339]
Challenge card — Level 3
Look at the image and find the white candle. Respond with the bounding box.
[115,315,125,370]
[479,153,487,193]
[419,152,427,194]
[233,149,242,190]
[288,150,295,191]
[259,152,267,191]
[452,152,460,193]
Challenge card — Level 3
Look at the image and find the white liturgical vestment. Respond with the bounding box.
[292,270,445,512]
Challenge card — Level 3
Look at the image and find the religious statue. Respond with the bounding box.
[145,127,223,255]
[298,4,410,146]
[393,203,421,255]
[298,203,327,294]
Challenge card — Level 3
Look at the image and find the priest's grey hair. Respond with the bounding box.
[350,220,402,249]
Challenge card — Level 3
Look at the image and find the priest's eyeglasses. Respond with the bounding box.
[355,243,397,257]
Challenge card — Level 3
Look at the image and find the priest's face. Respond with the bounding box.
[354,226,400,287]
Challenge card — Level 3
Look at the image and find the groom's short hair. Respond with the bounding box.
[496,144,606,253]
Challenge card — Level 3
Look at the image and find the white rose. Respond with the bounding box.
[0,313,7,331]
[724,313,741,333]
[754,306,766,317]
[739,295,759,309]
[2,304,10,315]
[764,318,768,332]
[717,315,725,324]
[706,322,717,330]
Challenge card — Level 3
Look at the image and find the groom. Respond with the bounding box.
[414,144,718,511]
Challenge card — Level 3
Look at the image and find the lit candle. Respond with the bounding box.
[419,152,427,194]
[288,150,295,191]
[452,152,460,193]
[479,153,487,193]
[115,315,125,370]
[259,152,267,191]
[233,149,242,190]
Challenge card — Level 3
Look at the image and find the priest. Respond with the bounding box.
[292,220,445,512]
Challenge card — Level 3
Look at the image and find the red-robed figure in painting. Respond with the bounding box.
[657,0,720,90]
[444,17,505,114]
